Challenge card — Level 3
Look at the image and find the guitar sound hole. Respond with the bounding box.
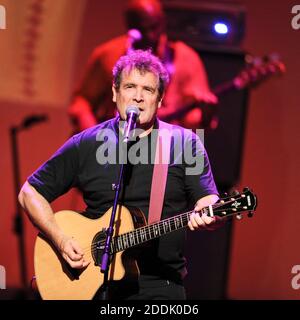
[91,231,107,266]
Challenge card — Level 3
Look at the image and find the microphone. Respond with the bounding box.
[21,114,48,129]
[123,106,140,143]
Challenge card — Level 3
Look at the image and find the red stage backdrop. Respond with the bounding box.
[0,0,299,299]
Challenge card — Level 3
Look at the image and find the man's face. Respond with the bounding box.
[112,68,162,129]
[127,0,165,53]
[132,12,165,52]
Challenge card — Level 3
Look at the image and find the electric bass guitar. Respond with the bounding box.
[34,187,257,299]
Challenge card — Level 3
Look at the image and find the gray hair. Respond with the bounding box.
[112,49,169,99]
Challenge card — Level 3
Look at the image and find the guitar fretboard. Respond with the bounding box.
[98,189,257,254]
[111,208,207,253]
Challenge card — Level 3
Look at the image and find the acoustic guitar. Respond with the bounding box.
[34,188,257,299]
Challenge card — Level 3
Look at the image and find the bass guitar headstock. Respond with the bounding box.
[233,53,286,90]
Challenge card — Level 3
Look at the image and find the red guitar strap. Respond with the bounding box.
[148,120,172,224]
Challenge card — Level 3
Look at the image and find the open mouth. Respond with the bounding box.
[138,108,145,116]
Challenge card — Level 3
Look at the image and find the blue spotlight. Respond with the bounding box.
[214,22,229,35]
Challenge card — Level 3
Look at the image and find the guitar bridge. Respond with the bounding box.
[63,262,84,280]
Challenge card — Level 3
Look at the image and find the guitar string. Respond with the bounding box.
[78,197,250,255]
[79,210,194,256]
[80,207,247,259]
[79,209,243,261]
[39,205,230,284]
[97,196,246,250]
[81,197,248,254]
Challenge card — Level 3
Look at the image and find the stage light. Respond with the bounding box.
[165,1,246,51]
[214,22,229,35]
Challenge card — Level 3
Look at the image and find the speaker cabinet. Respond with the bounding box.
[184,50,249,299]
[163,0,249,301]
[200,49,249,191]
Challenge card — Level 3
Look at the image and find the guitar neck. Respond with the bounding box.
[162,79,235,123]
[212,79,236,96]
[111,210,195,253]
[111,188,257,253]
[162,55,285,123]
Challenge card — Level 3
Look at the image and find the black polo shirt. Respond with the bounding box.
[28,117,218,282]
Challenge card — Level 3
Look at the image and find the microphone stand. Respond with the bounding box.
[10,114,48,298]
[98,112,138,300]
[98,159,126,300]
[10,125,28,297]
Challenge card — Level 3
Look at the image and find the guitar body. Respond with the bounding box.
[34,205,146,300]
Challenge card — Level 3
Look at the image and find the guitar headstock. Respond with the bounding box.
[233,53,286,90]
[213,187,258,220]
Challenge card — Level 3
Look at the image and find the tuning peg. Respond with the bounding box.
[253,56,263,66]
[245,54,254,64]
[236,214,243,220]
[247,211,254,218]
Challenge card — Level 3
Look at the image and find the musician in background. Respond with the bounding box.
[19,49,220,300]
[68,0,217,132]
